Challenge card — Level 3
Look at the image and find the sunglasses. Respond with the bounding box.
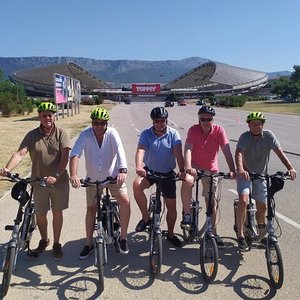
[199,118,213,122]
[154,119,166,123]
[41,114,54,118]
[92,121,107,126]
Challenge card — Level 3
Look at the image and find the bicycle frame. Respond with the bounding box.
[182,175,203,242]
[81,177,120,292]
[146,169,178,278]
[237,171,291,289]
[1,173,46,298]
[197,170,230,283]
[198,171,230,238]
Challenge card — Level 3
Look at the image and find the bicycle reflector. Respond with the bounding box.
[269,176,285,197]
[11,181,30,206]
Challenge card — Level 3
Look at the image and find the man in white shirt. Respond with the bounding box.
[69,108,131,258]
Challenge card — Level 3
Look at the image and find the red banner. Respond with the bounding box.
[132,84,161,94]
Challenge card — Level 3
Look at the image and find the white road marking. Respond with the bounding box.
[228,189,300,230]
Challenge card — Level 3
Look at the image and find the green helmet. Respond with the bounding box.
[246,111,266,123]
[90,108,110,120]
[37,102,57,113]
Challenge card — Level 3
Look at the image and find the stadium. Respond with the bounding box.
[9,61,268,98]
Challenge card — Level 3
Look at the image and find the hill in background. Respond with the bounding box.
[0,56,290,85]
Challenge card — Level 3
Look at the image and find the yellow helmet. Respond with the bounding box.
[90,108,110,120]
[37,102,57,113]
[246,112,266,123]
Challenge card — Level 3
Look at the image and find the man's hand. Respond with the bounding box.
[136,167,146,177]
[0,167,10,176]
[70,175,81,188]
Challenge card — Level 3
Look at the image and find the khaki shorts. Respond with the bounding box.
[33,183,70,213]
[86,182,128,206]
[200,176,218,199]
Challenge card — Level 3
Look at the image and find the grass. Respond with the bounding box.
[235,100,300,115]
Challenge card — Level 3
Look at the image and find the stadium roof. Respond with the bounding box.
[163,61,268,94]
[9,60,268,97]
[9,62,108,96]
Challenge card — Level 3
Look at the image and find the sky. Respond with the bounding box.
[0,0,299,72]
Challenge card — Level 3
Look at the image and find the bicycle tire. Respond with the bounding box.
[149,231,162,278]
[266,240,284,289]
[96,241,105,292]
[200,235,218,282]
[1,245,16,298]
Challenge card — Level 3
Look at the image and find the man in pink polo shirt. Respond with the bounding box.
[180,106,235,248]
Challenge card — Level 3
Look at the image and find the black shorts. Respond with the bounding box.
[145,168,177,199]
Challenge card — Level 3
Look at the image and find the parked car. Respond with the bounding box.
[196,100,206,106]
[178,100,187,106]
[165,101,174,107]
[124,98,131,104]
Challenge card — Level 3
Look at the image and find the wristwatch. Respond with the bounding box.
[119,168,128,174]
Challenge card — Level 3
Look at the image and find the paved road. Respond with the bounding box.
[0,103,300,299]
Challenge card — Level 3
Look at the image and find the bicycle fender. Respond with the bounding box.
[96,236,105,244]
[268,235,278,244]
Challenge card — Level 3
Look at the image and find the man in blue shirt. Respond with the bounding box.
[133,107,186,247]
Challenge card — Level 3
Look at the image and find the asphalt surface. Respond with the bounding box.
[0,102,300,300]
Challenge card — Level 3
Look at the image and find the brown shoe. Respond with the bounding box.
[53,243,63,261]
[33,239,50,254]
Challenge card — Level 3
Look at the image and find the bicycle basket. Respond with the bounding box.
[269,176,284,198]
[11,181,30,206]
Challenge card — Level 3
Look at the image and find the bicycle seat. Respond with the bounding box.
[11,181,30,206]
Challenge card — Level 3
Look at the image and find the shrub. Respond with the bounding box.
[81,96,95,105]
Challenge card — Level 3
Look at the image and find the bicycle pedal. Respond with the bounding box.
[5,225,14,231]
[162,230,168,237]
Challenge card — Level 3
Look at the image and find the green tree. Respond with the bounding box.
[271,65,300,101]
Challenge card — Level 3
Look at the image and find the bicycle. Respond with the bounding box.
[80,177,121,292]
[1,173,47,298]
[145,169,179,278]
[182,170,230,283]
[233,171,291,289]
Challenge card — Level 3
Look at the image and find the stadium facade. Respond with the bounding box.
[9,61,268,97]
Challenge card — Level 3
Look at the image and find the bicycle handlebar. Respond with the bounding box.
[4,172,49,187]
[196,170,231,179]
[145,169,181,182]
[80,176,117,187]
[249,171,292,181]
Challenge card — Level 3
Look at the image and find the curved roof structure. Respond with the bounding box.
[9,60,268,97]
[9,62,108,96]
[163,62,268,94]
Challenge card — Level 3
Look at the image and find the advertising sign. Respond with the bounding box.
[54,73,68,104]
[74,79,81,103]
[131,83,161,94]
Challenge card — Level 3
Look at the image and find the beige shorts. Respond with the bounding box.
[200,176,218,199]
[33,183,70,213]
[86,182,128,206]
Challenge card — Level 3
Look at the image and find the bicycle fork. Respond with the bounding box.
[95,222,107,266]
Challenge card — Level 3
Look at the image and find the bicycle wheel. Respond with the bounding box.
[1,245,16,298]
[96,242,105,292]
[149,230,162,278]
[200,235,218,282]
[266,240,284,289]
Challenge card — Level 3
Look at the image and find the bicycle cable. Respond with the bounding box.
[214,178,223,227]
